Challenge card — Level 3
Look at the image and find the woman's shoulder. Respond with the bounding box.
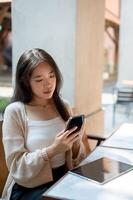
[4,101,24,113]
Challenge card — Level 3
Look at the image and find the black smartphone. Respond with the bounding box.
[65,115,85,134]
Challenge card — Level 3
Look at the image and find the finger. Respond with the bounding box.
[65,126,78,137]
[56,127,77,139]
[67,131,79,141]
[57,129,65,137]
[68,133,80,143]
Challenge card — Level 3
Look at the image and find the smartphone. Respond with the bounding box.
[65,114,85,134]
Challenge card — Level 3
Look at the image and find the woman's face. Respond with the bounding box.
[30,62,56,101]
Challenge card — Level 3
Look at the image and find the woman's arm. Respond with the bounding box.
[2,104,53,188]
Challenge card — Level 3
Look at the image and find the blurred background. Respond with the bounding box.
[0,0,133,139]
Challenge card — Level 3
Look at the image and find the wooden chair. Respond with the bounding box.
[0,121,8,197]
[88,134,107,146]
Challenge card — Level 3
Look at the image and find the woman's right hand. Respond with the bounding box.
[53,127,79,154]
[46,127,80,158]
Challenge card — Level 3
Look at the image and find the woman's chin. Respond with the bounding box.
[42,93,53,99]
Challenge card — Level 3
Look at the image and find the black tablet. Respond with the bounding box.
[70,157,133,184]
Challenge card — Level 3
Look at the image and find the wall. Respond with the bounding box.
[118,0,133,83]
[75,0,105,133]
[12,0,105,134]
[105,0,120,24]
[12,0,76,104]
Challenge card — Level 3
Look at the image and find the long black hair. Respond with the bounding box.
[12,48,70,121]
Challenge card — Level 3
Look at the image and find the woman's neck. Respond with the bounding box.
[29,98,53,107]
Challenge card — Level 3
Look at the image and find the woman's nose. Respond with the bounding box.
[43,79,51,86]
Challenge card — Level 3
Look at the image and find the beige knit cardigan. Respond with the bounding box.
[2,102,87,200]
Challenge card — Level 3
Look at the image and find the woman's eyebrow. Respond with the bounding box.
[33,75,42,78]
[48,70,54,74]
[32,70,54,78]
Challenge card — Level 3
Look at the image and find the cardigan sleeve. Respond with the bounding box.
[2,103,53,188]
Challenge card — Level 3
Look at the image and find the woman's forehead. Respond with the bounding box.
[31,62,54,76]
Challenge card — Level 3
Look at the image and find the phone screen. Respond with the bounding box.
[65,115,84,134]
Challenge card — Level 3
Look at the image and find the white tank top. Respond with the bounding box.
[26,117,66,168]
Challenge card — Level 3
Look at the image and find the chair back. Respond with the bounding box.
[0,121,8,197]
[114,87,133,103]
[113,87,133,126]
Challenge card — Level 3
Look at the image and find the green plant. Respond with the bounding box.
[0,98,10,112]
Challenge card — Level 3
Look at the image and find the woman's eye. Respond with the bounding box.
[50,74,55,78]
[35,79,43,82]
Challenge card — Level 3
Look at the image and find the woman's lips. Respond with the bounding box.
[43,90,52,94]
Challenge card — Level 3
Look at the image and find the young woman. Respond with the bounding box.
[2,48,90,200]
